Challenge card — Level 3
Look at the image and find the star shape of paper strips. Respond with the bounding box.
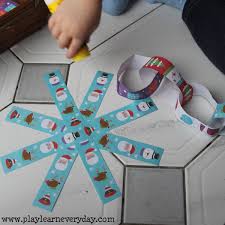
[1,70,164,211]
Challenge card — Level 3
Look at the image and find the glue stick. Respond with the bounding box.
[44,0,90,62]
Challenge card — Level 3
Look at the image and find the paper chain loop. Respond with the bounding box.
[117,55,225,136]
[1,70,164,211]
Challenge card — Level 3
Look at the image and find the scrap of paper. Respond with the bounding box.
[0,0,18,16]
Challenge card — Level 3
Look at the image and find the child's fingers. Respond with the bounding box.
[51,26,62,39]
[58,33,72,49]
[66,38,83,59]
[48,16,55,30]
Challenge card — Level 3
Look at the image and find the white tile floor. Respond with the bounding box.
[15,64,69,103]
[0,2,225,225]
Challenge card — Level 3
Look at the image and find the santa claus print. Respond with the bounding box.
[118,141,135,154]
[116,110,134,121]
[56,88,67,101]
[88,89,103,102]
[40,141,58,154]
[55,155,72,171]
[85,148,99,165]
[41,119,57,131]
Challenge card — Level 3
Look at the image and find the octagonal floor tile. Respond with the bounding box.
[15,64,69,103]
[0,104,123,224]
[68,6,221,168]
[185,136,225,225]
[10,1,160,64]
[0,51,22,110]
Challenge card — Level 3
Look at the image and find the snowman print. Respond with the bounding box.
[40,141,58,154]
[56,88,67,101]
[116,110,134,121]
[97,73,108,86]
[62,132,80,144]
[140,148,160,160]
[136,101,154,112]
[49,73,60,86]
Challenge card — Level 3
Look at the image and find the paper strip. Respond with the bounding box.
[92,98,157,134]
[214,103,225,119]
[97,133,164,165]
[1,68,163,211]
[43,70,121,204]
[6,106,66,135]
[80,71,113,121]
[1,134,67,174]
[33,150,78,211]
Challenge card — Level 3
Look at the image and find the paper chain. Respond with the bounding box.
[1,70,164,211]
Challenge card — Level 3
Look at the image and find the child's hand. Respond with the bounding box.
[48,0,102,59]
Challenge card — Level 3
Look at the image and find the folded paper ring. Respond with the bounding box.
[117,55,225,136]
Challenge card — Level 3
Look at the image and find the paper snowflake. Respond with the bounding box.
[1,70,164,211]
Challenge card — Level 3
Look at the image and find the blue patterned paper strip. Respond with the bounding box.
[91,98,157,134]
[214,103,225,119]
[42,70,121,204]
[6,106,66,135]
[80,71,113,121]
[1,134,76,174]
[33,150,78,211]
[97,133,164,166]
[1,68,164,211]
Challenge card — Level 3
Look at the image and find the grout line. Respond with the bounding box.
[20,62,69,65]
[90,4,163,53]
[65,64,70,85]
[0,103,13,113]
[183,136,219,168]
[125,164,183,170]
[13,63,69,104]
[121,166,127,225]
[9,49,24,64]
[183,168,187,225]
[14,101,54,105]
[112,153,127,166]
[13,64,24,103]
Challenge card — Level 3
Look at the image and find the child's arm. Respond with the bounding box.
[48,0,102,59]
